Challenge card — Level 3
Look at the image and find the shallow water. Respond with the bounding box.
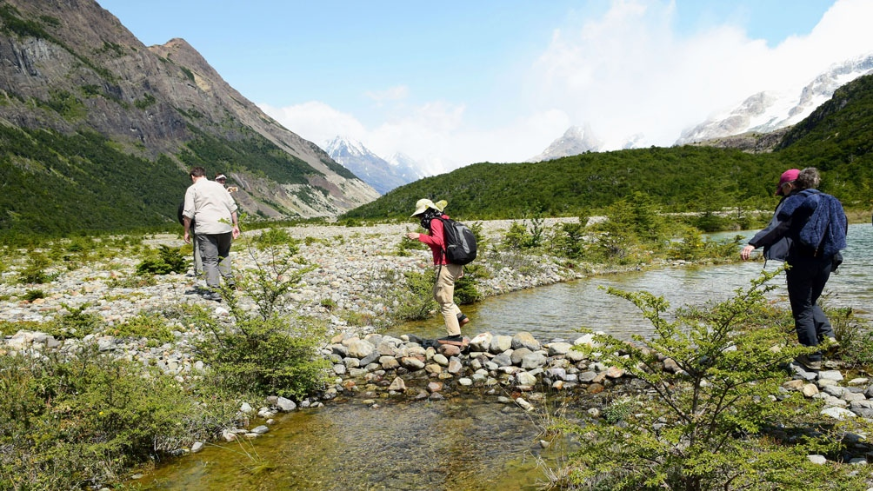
[140,224,873,489]
[139,394,573,490]
[396,223,873,342]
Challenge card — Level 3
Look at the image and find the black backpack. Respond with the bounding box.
[435,217,477,265]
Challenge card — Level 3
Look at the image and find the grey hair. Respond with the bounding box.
[794,167,821,190]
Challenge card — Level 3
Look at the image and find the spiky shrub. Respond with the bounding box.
[549,219,588,259]
[559,269,861,490]
[194,235,328,399]
[381,268,437,321]
[19,251,52,284]
[668,226,743,262]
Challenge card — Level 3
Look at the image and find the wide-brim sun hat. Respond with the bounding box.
[411,198,437,216]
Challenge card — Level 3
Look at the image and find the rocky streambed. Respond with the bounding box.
[4,219,870,485]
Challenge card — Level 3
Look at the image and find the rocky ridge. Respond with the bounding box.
[0,0,378,218]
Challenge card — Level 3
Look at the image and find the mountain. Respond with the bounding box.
[386,152,428,182]
[325,136,425,194]
[527,125,604,162]
[343,74,873,220]
[0,0,378,237]
[676,53,873,145]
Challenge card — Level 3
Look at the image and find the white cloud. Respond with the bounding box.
[258,101,367,146]
[364,85,409,103]
[530,0,873,149]
[262,0,873,174]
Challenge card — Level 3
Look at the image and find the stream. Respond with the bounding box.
[139,224,873,490]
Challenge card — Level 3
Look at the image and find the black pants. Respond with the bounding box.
[785,255,835,362]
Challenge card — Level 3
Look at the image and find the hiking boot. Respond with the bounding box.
[437,335,468,347]
[795,354,822,371]
[457,314,470,326]
[203,292,222,302]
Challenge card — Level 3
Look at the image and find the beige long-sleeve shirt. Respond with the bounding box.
[182,178,238,235]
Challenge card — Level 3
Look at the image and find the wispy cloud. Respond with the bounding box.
[364,85,409,103]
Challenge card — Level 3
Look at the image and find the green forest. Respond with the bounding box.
[344,74,873,221]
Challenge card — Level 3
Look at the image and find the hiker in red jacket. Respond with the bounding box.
[405,198,470,345]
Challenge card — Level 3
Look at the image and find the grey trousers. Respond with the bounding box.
[192,233,203,276]
[199,232,235,289]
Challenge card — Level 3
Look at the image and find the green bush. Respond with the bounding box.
[253,227,298,253]
[190,235,329,400]
[668,227,742,261]
[19,251,52,284]
[46,303,104,340]
[549,220,588,259]
[23,289,45,302]
[111,313,175,343]
[395,232,427,256]
[556,270,861,490]
[503,217,545,250]
[0,348,221,490]
[136,245,188,275]
[196,315,329,400]
[383,269,437,321]
[454,264,483,305]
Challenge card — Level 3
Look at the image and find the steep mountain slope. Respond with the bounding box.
[343,74,873,220]
[774,74,873,203]
[677,53,873,145]
[0,0,377,236]
[325,136,424,194]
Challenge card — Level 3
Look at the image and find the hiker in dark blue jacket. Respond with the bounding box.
[741,168,847,371]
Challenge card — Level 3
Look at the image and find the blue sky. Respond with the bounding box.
[97,0,872,173]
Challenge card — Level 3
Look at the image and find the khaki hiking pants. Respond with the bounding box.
[433,264,464,336]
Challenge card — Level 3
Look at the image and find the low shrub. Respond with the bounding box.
[136,245,188,275]
[195,315,329,400]
[23,289,46,302]
[19,251,52,284]
[45,303,104,340]
[111,312,175,343]
[554,270,862,490]
[0,348,227,490]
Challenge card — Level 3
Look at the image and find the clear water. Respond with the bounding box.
[396,223,873,342]
[140,224,873,489]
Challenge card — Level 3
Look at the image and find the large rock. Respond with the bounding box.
[401,357,425,370]
[492,351,514,367]
[447,357,464,375]
[469,332,493,352]
[521,352,547,370]
[547,342,572,356]
[512,332,541,351]
[490,335,513,353]
[511,348,532,365]
[388,377,406,392]
[516,371,537,386]
[276,397,297,412]
[347,339,375,359]
[821,407,856,420]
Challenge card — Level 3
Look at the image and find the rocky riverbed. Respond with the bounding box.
[4,219,870,475]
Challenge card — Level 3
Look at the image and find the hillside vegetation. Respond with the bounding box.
[344,74,873,221]
[0,0,375,242]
